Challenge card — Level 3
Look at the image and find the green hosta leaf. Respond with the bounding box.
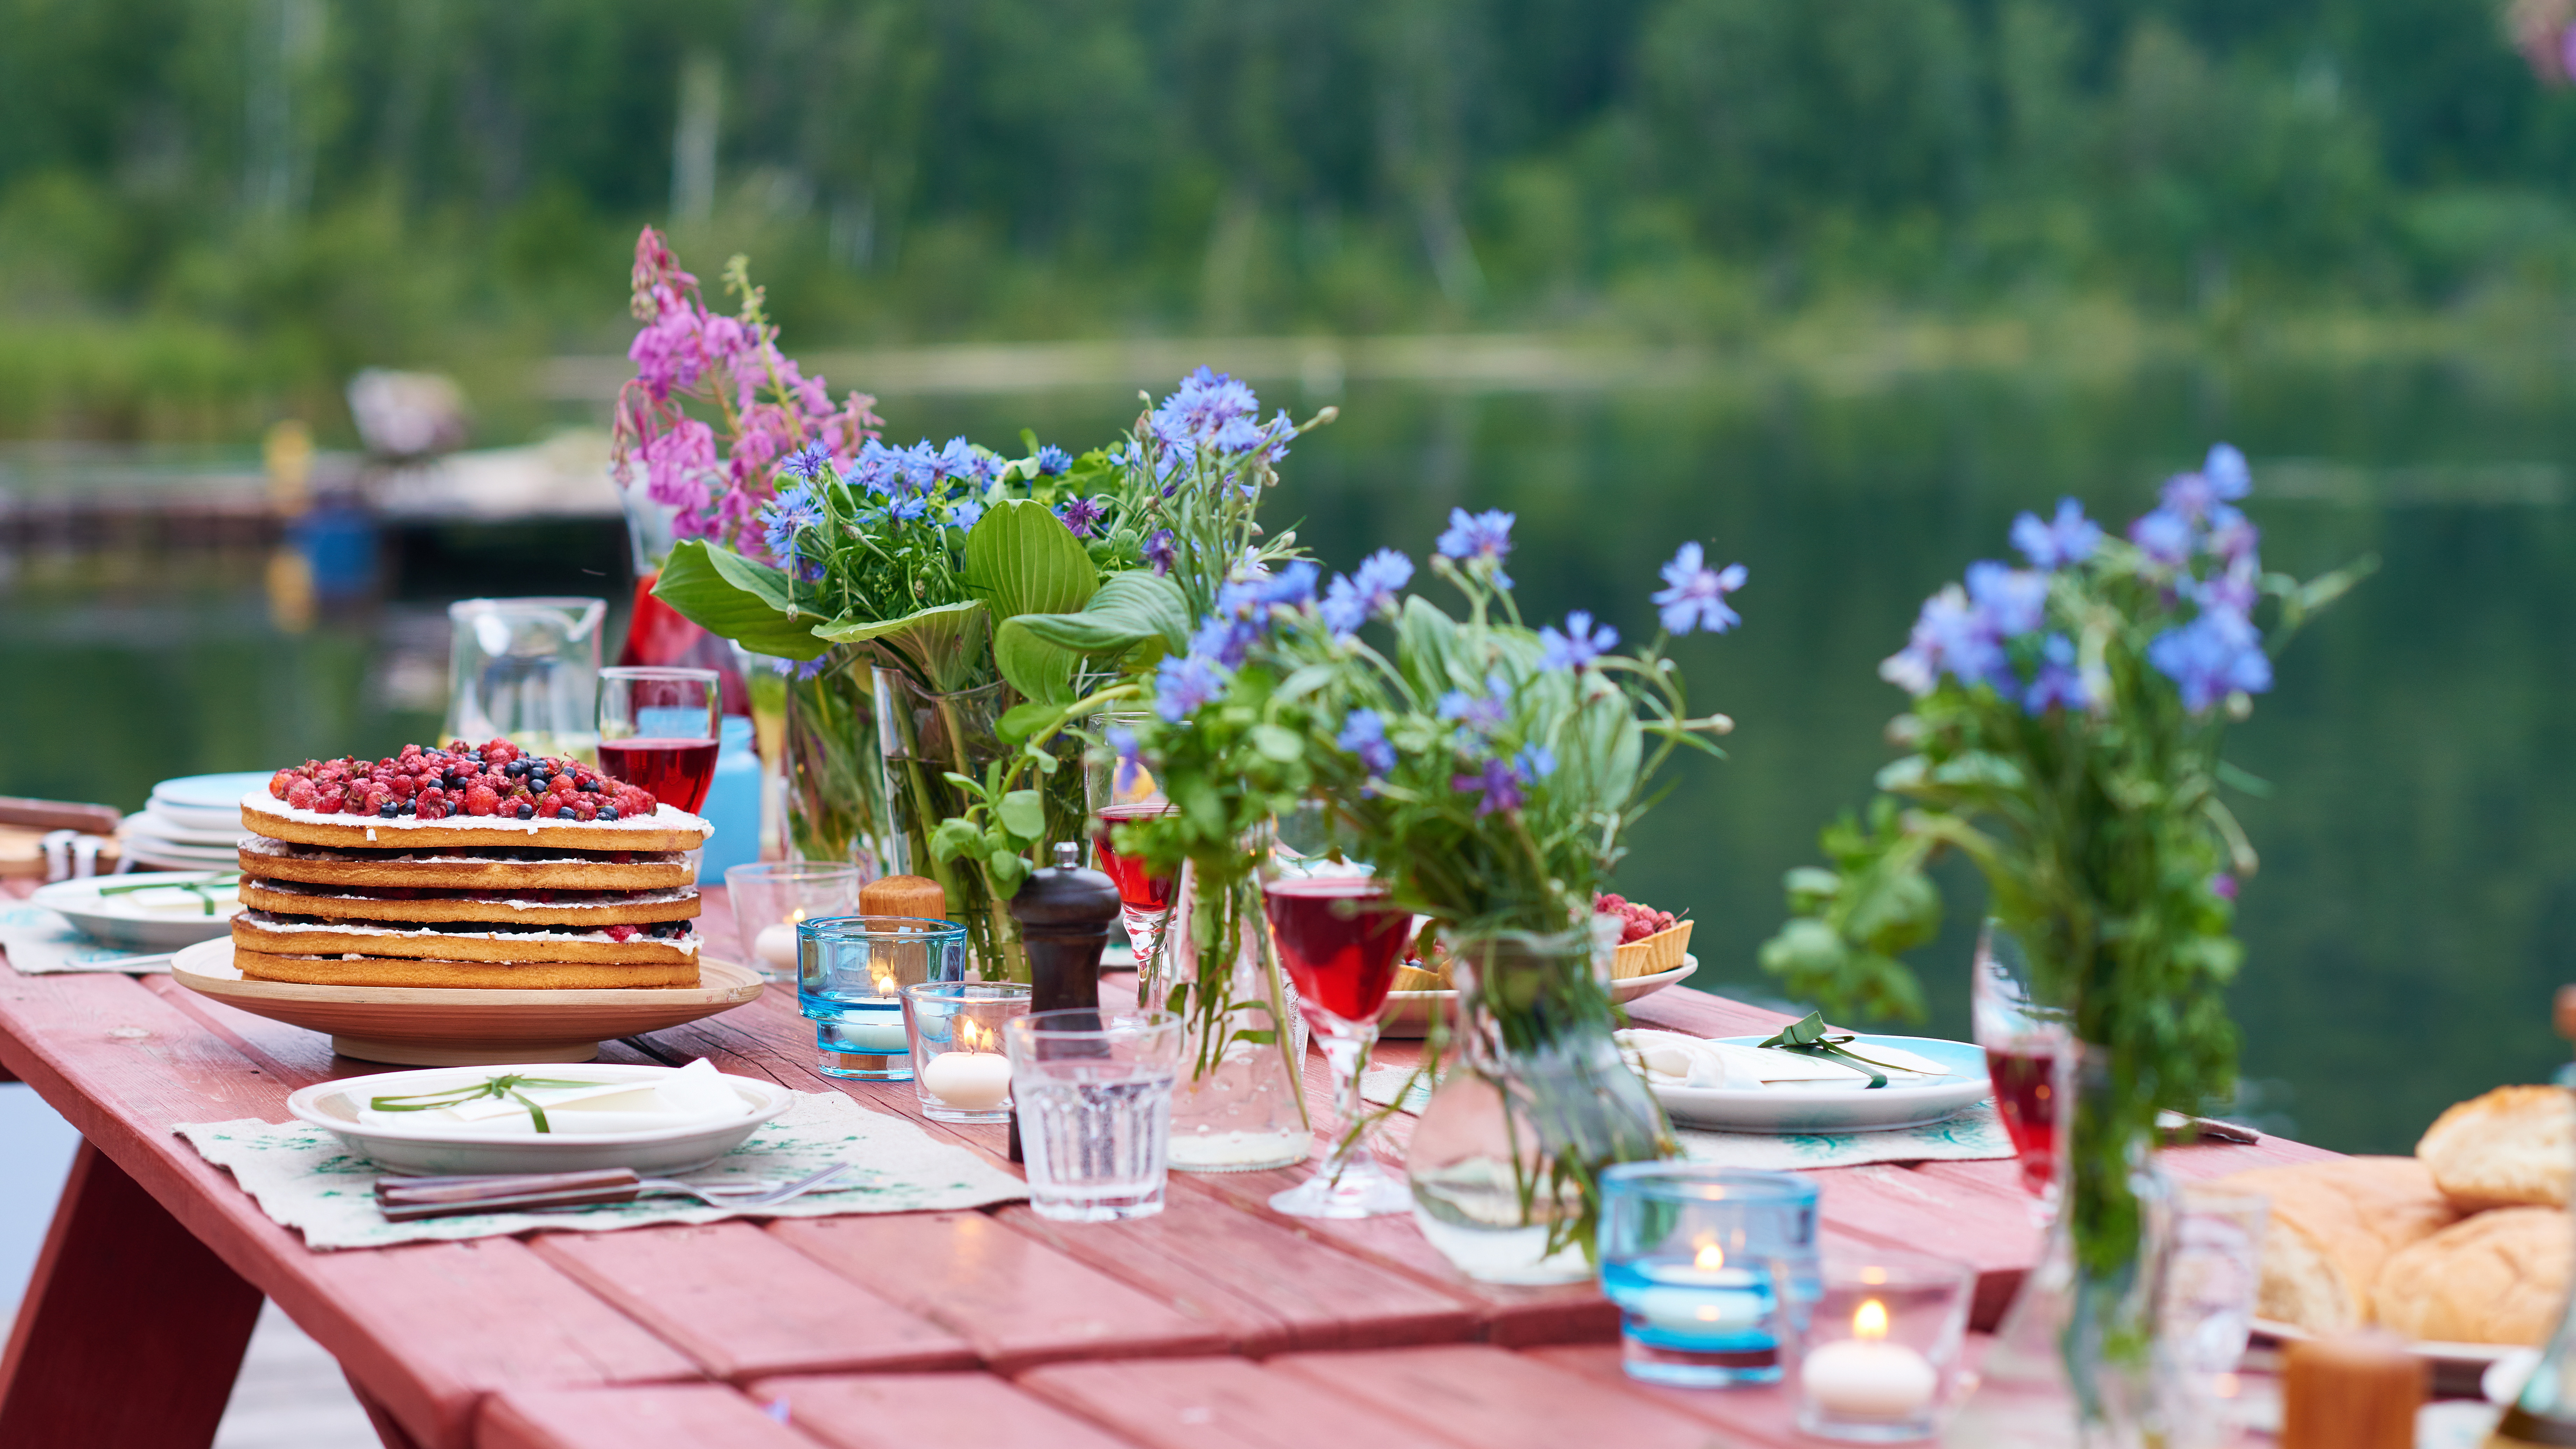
[994,617,1078,706]
[1249,724,1304,763]
[997,789,1046,841]
[651,540,832,660]
[1394,595,1465,698]
[1016,570,1195,653]
[962,498,1098,623]
[817,600,989,692]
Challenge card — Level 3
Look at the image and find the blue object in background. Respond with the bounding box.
[289,503,379,600]
[695,715,762,881]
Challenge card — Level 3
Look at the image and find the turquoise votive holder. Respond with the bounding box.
[797,915,968,1080]
[1597,1164,1822,1388]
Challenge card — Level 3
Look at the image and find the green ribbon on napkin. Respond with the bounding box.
[368,1074,601,1133]
[1754,1012,1919,1090]
[96,872,241,916]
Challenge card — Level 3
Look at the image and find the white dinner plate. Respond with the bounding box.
[30,871,243,952]
[123,811,250,847]
[287,1062,793,1176]
[150,771,277,812]
[1648,1034,1993,1133]
[1376,957,1698,1038]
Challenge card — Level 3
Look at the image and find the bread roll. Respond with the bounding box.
[2415,1085,2576,1211]
[2372,1206,2572,1346]
[2210,1157,2459,1333]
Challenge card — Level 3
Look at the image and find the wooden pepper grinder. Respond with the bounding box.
[2281,1331,2423,1449]
[1004,842,1120,1163]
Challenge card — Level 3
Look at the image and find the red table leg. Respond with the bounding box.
[0,1140,262,1447]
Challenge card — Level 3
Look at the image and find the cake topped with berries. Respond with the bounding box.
[229,741,712,990]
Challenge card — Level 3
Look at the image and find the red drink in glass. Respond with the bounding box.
[1986,1043,2059,1196]
[598,738,721,812]
[1262,877,1408,1026]
[1093,803,1177,913]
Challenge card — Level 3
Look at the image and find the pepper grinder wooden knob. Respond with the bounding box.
[2280,1331,2422,1449]
[860,874,948,922]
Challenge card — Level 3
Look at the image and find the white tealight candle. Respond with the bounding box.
[754,923,800,973]
[1801,1338,1938,1420]
[920,1051,1013,1111]
[831,1013,911,1054]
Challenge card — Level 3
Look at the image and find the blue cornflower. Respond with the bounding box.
[2196,556,2261,617]
[1320,549,1413,637]
[888,493,929,523]
[1451,757,1525,818]
[1189,613,1262,669]
[2205,443,2252,502]
[1255,561,1319,609]
[1057,496,1108,538]
[2204,506,2259,565]
[1514,743,1557,780]
[1337,709,1396,775]
[933,437,978,485]
[1436,508,1516,588]
[1538,610,1618,672]
[1107,724,1144,796]
[1143,528,1178,576]
[2148,607,2271,713]
[1154,652,1231,723]
[2010,498,2102,571]
[1035,444,1072,476]
[2129,509,2194,566]
[1438,676,1512,736]
[949,497,986,532]
[1881,584,2009,697]
[770,654,832,681]
[2021,634,2091,715]
[891,442,941,494]
[761,484,825,567]
[778,442,832,481]
[1150,368,1262,451]
[848,440,900,496]
[1965,561,2048,639]
[1653,543,1747,635]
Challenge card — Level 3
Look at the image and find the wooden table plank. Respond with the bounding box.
[1018,1356,1479,1449]
[749,1371,1145,1449]
[768,1212,1232,1371]
[1268,1342,1771,1448]
[528,1223,977,1382]
[1808,1164,2040,1331]
[477,1384,816,1449]
[1531,1336,1999,1447]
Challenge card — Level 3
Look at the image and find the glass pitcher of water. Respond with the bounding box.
[442,597,608,763]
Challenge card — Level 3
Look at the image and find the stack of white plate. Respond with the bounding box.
[122,771,272,870]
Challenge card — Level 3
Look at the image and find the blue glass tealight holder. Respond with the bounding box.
[798,915,967,1080]
[1597,1164,1821,1388]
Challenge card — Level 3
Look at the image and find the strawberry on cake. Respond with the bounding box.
[232,741,714,989]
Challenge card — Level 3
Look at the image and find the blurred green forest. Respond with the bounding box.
[6,0,2576,438]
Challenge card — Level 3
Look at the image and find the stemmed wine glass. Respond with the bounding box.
[1259,822,1414,1218]
[1086,712,1180,974]
[596,666,721,813]
[1972,919,2071,1217]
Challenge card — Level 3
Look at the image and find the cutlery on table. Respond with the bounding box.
[373,1162,853,1221]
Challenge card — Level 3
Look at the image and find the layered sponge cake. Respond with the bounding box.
[233,741,714,989]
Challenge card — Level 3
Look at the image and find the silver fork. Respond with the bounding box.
[375,1162,853,1220]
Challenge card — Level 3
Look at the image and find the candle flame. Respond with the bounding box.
[872,967,898,996]
[787,907,806,924]
[1854,1297,1890,1340]
[1694,1240,1724,1271]
[956,1015,995,1054]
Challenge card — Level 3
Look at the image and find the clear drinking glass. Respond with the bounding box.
[1973,919,2072,1210]
[798,915,968,1080]
[2161,1184,2270,1447]
[1787,1248,1976,1442]
[1006,1008,1183,1222]
[1259,843,1413,1218]
[443,597,607,762]
[726,861,865,982]
[597,666,722,814]
[1085,711,1179,973]
[1597,1164,1822,1387]
[903,981,1031,1122]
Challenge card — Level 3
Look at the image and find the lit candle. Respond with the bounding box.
[754,909,805,973]
[1800,1298,1937,1419]
[827,1010,911,1054]
[1626,1240,1774,1343]
[921,1052,1012,1111]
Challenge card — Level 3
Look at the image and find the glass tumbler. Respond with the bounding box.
[1597,1164,1822,1387]
[1786,1248,1974,1442]
[798,915,967,1080]
[1006,1009,1183,1223]
[727,861,865,982]
[903,981,1032,1122]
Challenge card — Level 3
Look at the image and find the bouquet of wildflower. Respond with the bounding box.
[1760,444,2368,1286]
[609,228,883,556]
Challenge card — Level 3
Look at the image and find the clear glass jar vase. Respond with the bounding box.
[1406,920,1676,1284]
[1148,862,1311,1173]
[1941,1044,2176,1448]
[783,648,894,876]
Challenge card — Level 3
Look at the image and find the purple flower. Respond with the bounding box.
[1322,549,1413,636]
[1965,561,2048,638]
[1143,528,1178,576]
[2021,634,2091,715]
[2160,471,2217,523]
[2204,505,2259,565]
[1154,652,1230,722]
[1653,542,1748,635]
[778,442,832,481]
[1881,584,2009,697]
[1337,709,1395,775]
[1057,496,1108,538]
[949,497,986,532]
[1107,724,1144,796]
[2129,509,2194,566]
[2211,872,2240,902]
[2011,498,2102,570]
[2205,443,2251,502]
[2147,607,2272,712]
[1438,676,1512,735]
[2197,555,2260,616]
[1035,444,1072,476]
[1451,757,1525,817]
[1538,611,1618,671]
[1151,368,1262,451]
[1436,508,1516,588]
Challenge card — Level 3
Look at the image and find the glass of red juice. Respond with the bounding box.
[597,666,722,813]
[1259,860,1415,1219]
[1971,919,2071,1214]
[1085,712,1180,973]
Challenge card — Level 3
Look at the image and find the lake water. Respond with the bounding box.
[8,355,2572,1153]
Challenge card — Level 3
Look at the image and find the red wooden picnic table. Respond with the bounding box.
[0,882,2331,1448]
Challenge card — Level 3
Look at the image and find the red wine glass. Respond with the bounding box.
[1086,712,1179,974]
[1972,919,2070,1215]
[597,666,721,813]
[1259,850,1414,1218]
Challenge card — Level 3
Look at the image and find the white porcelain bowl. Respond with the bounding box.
[31,871,244,952]
[286,1062,794,1176]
